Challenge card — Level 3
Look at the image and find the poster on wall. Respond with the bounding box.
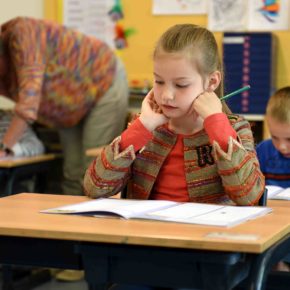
[63,0,115,47]
[248,0,289,31]
[208,0,247,31]
[208,0,289,31]
[152,0,207,15]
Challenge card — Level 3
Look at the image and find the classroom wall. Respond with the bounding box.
[43,0,290,91]
[1,0,289,91]
[0,0,43,23]
[119,0,225,88]
[0,0,43,109]
[121,0,290,90]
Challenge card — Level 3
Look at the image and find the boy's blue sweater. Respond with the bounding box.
[257,139,290,188]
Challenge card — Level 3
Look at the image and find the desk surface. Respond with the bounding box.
[0,193,290,254]
[0,154,58,168]
[85,147,103,157]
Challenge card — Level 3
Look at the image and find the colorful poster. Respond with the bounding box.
[208,0,247,31]
[208,0,289,31]
[152,0,207,15]
[248,0,289,31]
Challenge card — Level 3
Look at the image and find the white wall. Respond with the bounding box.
[0,0,43,109]
[0,0,43,23]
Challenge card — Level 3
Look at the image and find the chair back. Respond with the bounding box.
[258,188,268,206]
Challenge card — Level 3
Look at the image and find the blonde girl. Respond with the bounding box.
[84,24,264,206]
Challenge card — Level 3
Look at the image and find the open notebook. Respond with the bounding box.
[266,185,290,200]
[41,198,272,228]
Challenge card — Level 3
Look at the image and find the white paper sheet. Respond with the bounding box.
[63,0,115,47]
[208,0,247,31]
[266,185,290,200]
[152,0,207,15]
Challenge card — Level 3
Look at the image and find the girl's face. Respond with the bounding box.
[153,53,208,119]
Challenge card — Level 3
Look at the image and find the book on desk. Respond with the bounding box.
[41,198,272,228]
[266,185,290,200]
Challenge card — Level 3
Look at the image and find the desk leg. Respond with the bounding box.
[4,169,15,196]
[244,234,290,290]
[2,265,13,290]
[82,246,110,290]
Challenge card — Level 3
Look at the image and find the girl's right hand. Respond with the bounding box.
[139,89,168,132]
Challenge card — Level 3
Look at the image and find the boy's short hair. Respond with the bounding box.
[266,86,290,124]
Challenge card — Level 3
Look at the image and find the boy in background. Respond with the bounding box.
[256,86,290,271]
[257,86,290,187]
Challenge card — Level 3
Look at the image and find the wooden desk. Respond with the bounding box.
[268,199,290,208]
[86,147,103,157]
[0,154,58,168]
[0,193,289,290]
[0,154,60,196]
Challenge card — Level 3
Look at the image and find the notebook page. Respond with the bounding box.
[266,185,284,199]
[187,206,272,227]
[42,198,178,219]
[275,187,290,200]
[145,202,222,219]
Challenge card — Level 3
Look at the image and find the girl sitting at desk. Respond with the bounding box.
[84,24,265,207]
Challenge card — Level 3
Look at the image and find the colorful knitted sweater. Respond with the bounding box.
[84,114,265,206]
[0,17,116,128]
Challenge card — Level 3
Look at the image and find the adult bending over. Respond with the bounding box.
[0,17,129,195]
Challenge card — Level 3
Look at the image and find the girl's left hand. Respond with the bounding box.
[190,91,223,120]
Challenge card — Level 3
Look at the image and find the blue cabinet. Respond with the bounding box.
[223,32,276,114]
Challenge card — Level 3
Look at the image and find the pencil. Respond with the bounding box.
[220,85,251,101]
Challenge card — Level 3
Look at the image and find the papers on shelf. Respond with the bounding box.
[42,198,272,228]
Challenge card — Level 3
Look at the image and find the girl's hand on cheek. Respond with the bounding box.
[192,91,222,120]
[139,89,168,132]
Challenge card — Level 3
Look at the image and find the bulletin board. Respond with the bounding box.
[44,0,290,89]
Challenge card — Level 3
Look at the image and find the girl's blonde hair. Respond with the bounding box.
[266,86,290,124]
[153,24,231,114]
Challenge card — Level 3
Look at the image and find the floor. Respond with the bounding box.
[0,269,202,290]
[0,268,88,290]
[32,278,88,290]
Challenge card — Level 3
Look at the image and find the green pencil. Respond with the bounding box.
[220,85,251,101]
